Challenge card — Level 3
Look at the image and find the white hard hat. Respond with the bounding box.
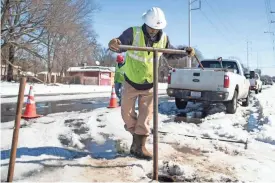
[142,7,167,30]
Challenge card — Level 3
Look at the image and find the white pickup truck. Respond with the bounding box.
[249,72,263,94]
[166,59,251,114]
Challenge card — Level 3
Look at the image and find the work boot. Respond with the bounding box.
[124,125,136,154]
[133,134,152,160]
[130,134,137,155]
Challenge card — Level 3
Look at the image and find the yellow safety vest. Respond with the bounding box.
[124,26,167,84]
[114,64,125,83]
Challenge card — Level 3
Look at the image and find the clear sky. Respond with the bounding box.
[93,0,275,76]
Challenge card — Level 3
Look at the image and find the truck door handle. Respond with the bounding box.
[193,73,200,76]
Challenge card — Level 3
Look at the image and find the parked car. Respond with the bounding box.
[166,58,250,114]
[265,78,273,85]
[249,72,263,94]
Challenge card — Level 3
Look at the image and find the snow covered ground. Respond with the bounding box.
[1,85,275,182]
[1,82,168,103]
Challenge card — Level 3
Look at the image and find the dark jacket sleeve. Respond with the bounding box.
[162,36,189,60]
[117,27,133,53]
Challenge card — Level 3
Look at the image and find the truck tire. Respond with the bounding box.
[225,90,238,114]
[241,90,250,107]
[255,89,259,94]
[259,87,262,93]
[175,98,188,109]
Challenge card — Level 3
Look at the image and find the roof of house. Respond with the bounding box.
[1,65,21,69]
[23,71,35,76]
[37,71,62,76]
[67,66,115,73]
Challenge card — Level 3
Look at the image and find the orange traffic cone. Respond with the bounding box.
[22,86,42,119]
[107,85,118,108]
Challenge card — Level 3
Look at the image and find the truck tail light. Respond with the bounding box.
[168,73,171,84]
[167,69,175,84]
[224,75,230,88]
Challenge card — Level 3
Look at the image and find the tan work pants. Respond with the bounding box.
[121,81,153,136]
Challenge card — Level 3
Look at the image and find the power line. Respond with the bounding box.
[203,0,245,42]
[199,9,234,46]
[204,0,231,32]
[199,1,249,54]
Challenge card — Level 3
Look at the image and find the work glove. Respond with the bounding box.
[108,38,121,52]
[186,47,195,57]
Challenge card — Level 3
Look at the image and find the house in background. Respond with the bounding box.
[1,64,21,80]
[67,66,115,85]
[37,71,63,83]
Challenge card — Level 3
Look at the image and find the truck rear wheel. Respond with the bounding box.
[225,90,238,114]
[175,98,188,109]
[241,90,250,107]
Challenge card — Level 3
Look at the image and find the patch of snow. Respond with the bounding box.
[253,85,275,145]
[1,85,275,182]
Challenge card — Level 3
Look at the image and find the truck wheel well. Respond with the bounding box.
[235,85,239,94]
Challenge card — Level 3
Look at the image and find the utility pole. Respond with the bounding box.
[257,52,259,69]
[188,0,201,68]
[246,41,252,70]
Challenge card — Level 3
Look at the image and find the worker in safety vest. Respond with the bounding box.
[114,54,125,106]
[108,7,195,160]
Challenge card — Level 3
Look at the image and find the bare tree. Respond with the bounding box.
[93,46,116,67]
[1,0,100,82]
[1,0,47,81]
[53,28,97,76]
[40,0,99,82]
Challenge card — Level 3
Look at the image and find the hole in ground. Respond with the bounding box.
[147,173,175,182]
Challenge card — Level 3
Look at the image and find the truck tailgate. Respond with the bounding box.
[170,69,225,91]
[249,79,256,86]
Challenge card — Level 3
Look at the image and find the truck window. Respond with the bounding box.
[199,61,222,68]
[222,61,240,74]
[199,60,240,74]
